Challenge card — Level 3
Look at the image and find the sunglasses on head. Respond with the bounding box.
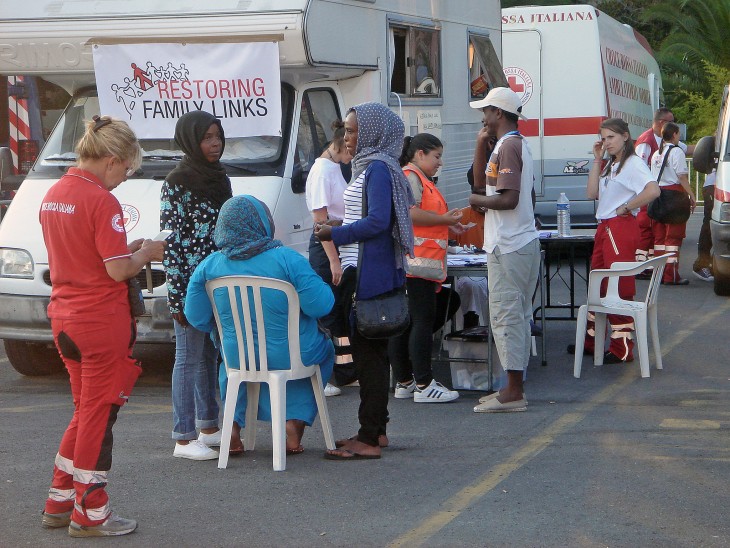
[92,114,113,132]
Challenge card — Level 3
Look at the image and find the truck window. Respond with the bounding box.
[389,23,442,100]
[468,33,509,100]
[26,85,294,180]
[295,88,341,176]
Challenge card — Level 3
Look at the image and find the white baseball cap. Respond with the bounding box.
[470,87,527,120]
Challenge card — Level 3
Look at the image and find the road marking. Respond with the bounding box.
[660,418,721,429]
[388,299,730,548]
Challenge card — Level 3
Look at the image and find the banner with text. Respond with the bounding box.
[93,42,281,138]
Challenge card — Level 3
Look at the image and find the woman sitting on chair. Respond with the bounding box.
[184,195,335,455]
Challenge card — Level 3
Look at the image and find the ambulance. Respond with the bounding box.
[0,0,506,375]
[501,4,663,226]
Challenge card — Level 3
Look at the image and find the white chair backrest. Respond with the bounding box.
[205,275,307,382]
[586,254,672,306]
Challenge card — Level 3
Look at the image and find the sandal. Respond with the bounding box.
[335,434,388,448]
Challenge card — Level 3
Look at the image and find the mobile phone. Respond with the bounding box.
[153,230,173,241]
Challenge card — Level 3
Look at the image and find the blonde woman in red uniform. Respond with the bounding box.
[389,133,465,402]
[571,118,660,363]
[39,116,166,536]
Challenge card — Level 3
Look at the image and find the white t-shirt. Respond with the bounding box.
[595,155,654,220]
[482,133,538,254]
[305,157,348,220]
[650,145,688,187]
[704,170,716,188]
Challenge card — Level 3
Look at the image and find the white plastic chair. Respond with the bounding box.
[206,275,335,471]
[573,254,672,379]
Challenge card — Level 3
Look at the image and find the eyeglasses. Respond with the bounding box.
[92,114,113,132]
[659,118,675,123]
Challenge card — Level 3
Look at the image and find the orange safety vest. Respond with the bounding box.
[404,165,448,282]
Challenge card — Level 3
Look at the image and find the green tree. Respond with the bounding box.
[672,62,730,141]
[640,0,730,100]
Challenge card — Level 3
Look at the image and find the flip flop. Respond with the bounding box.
[335,435,388,448]
[324,448,381,461]
[286,445,304,455]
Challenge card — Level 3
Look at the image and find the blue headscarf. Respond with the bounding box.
[349,102,415,261]
[214,195,283,260]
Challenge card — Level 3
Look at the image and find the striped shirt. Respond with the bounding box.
[339,171,365,270]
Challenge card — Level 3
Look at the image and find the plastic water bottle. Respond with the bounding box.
[557,192,571,237]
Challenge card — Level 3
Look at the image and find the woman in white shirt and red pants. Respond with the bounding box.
[572,118,660,364]
[649,122,696,285]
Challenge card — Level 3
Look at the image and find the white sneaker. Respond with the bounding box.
[394,380,416,399]
[173,440,219,460]
[324,383,342,397]
[413,380,459,403]
[198,430,222,447]
[68,512,137,537]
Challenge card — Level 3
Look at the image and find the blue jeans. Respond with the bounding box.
[171,320,220,440]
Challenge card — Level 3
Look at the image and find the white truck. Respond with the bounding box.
[0,0,506,375]
[501,4,663,226]
[693,84,730,296]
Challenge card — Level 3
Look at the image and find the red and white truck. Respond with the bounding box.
[501,4,663,226]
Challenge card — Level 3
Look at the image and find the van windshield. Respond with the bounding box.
[28,85,293,179]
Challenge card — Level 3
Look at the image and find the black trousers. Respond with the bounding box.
[694,185,714,270]
[309,234,357,385]
[339,268,389,447]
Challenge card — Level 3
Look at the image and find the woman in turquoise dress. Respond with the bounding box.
[185,195,335,454]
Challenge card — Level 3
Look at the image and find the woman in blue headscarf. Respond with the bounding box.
[185,195,335,454]
[315,102,415,460]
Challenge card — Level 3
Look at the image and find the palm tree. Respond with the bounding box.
[641,0,730,98]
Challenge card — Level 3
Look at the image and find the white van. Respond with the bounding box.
[693,84,730,296]
[501,4,663,226]
[0,0,506,375]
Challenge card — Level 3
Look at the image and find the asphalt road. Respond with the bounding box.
[0,213,728,547]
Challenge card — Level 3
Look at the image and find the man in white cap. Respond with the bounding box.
[468,87,540,413]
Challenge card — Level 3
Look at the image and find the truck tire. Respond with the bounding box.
[3,340,65,376]
[714,271,730,297]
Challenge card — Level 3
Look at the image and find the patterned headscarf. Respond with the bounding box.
[214,195,283,260]
[349,102,415,261]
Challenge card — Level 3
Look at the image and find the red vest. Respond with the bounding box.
[404,166,448,282]
[635,127,659,166]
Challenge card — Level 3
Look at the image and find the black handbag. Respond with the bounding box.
[352,174,410,339]
[647,145,692,225]
[353,285,410,339]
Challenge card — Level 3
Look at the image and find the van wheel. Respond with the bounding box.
[3,340,65,376]
[714,270,730,297]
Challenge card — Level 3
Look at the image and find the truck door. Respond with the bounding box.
[502,30,543,196]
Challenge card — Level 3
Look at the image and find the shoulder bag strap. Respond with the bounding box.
[656,144,676,183]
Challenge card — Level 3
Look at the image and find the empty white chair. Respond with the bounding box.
[573,254,671,379]
[206,275,335,471]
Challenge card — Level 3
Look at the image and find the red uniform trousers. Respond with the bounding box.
[44,306,140,527]
[651,185,687,283]
[583,215,637,361]
[635,205,654,263]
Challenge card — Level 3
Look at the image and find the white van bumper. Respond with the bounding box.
[0,293,175,344]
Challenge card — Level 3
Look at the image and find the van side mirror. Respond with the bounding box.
[692,136,718,174]
[291,160,308,194]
